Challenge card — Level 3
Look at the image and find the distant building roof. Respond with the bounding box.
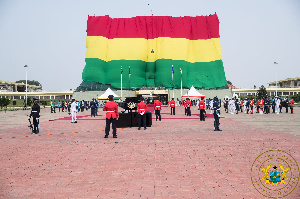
[268,77,300,85]
[0,80,41,89]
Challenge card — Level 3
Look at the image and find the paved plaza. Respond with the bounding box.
[0,106,299,198]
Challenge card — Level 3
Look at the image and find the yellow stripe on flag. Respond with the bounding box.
[86,36,222,63]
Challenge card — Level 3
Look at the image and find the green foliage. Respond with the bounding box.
[0,97,11,109]
[256,85,268,99]
[7,99,67,108]
[39,100,48,106]
[16,80,42,89]
[289,94,300,102]
[227,80,232,85]
[25,98,33,107]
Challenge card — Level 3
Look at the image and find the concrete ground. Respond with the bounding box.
[0,106,299,198]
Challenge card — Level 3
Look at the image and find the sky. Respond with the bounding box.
[0,0,299,91]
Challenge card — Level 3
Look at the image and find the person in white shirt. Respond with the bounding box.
[209,99,214,114]
[229,98,236,114]
[243,98,248,113]
[71,99,77,123]
[275,96,281,114]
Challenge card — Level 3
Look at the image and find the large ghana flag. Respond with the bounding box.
[82,15,227,89]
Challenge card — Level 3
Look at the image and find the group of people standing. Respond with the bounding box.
[31,94,295,136]
[101,96,222,138]
[50,100,70,113]
[223,96,294,115]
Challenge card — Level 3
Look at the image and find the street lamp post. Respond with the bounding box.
[274,62,278,96]
[24,65,28,108]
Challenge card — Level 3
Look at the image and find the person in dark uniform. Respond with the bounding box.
[170,98,175,115]
[29,98,40,134]
[245,98,249,114]
[264,97,270,114]
[90,98,96,117]
[213,96,222,131]
[284,97,289,113]
[271,98,275,113]
[137,97,147,130]
[95,99,99,116]
[81,100,85,112]
[235,98,239,114]
[154,97,162,121]
[103,95,119,138]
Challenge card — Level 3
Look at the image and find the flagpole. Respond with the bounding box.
[172,65,174,99]
[121,66,123,100]
[180,68,182,98]
[129,66,131,97]
[274,62,278,96]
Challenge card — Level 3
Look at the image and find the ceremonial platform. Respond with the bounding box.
[0,107,299,198]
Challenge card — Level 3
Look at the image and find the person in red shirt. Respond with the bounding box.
[103,95,119,138]
[198,97,205,121]
[250,98,254,114]
[186,98,192,116]
[240,99,243,113]
[170,98,175,115]
[154,97,162,121]
[256,98,260,113]
[137,97,147,130]
[289,97,294,114]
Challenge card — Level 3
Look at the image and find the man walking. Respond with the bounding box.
[50,100,56,113]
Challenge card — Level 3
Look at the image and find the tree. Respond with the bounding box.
[40,100,48,108]
[16,80,42,89]
[254,85,256,89]
[227,80,232,85]
[0,97,10,109]
[25,98,33,107]
[257,85,268,98]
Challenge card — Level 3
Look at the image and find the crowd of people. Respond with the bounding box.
[49,99,104,115]
[222,96,294,115]
[27,94,295,136]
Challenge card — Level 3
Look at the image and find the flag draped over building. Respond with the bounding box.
[82,15,227,89]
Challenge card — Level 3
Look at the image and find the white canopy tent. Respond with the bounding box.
[182,86,205,98]
[98,88,121,100]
